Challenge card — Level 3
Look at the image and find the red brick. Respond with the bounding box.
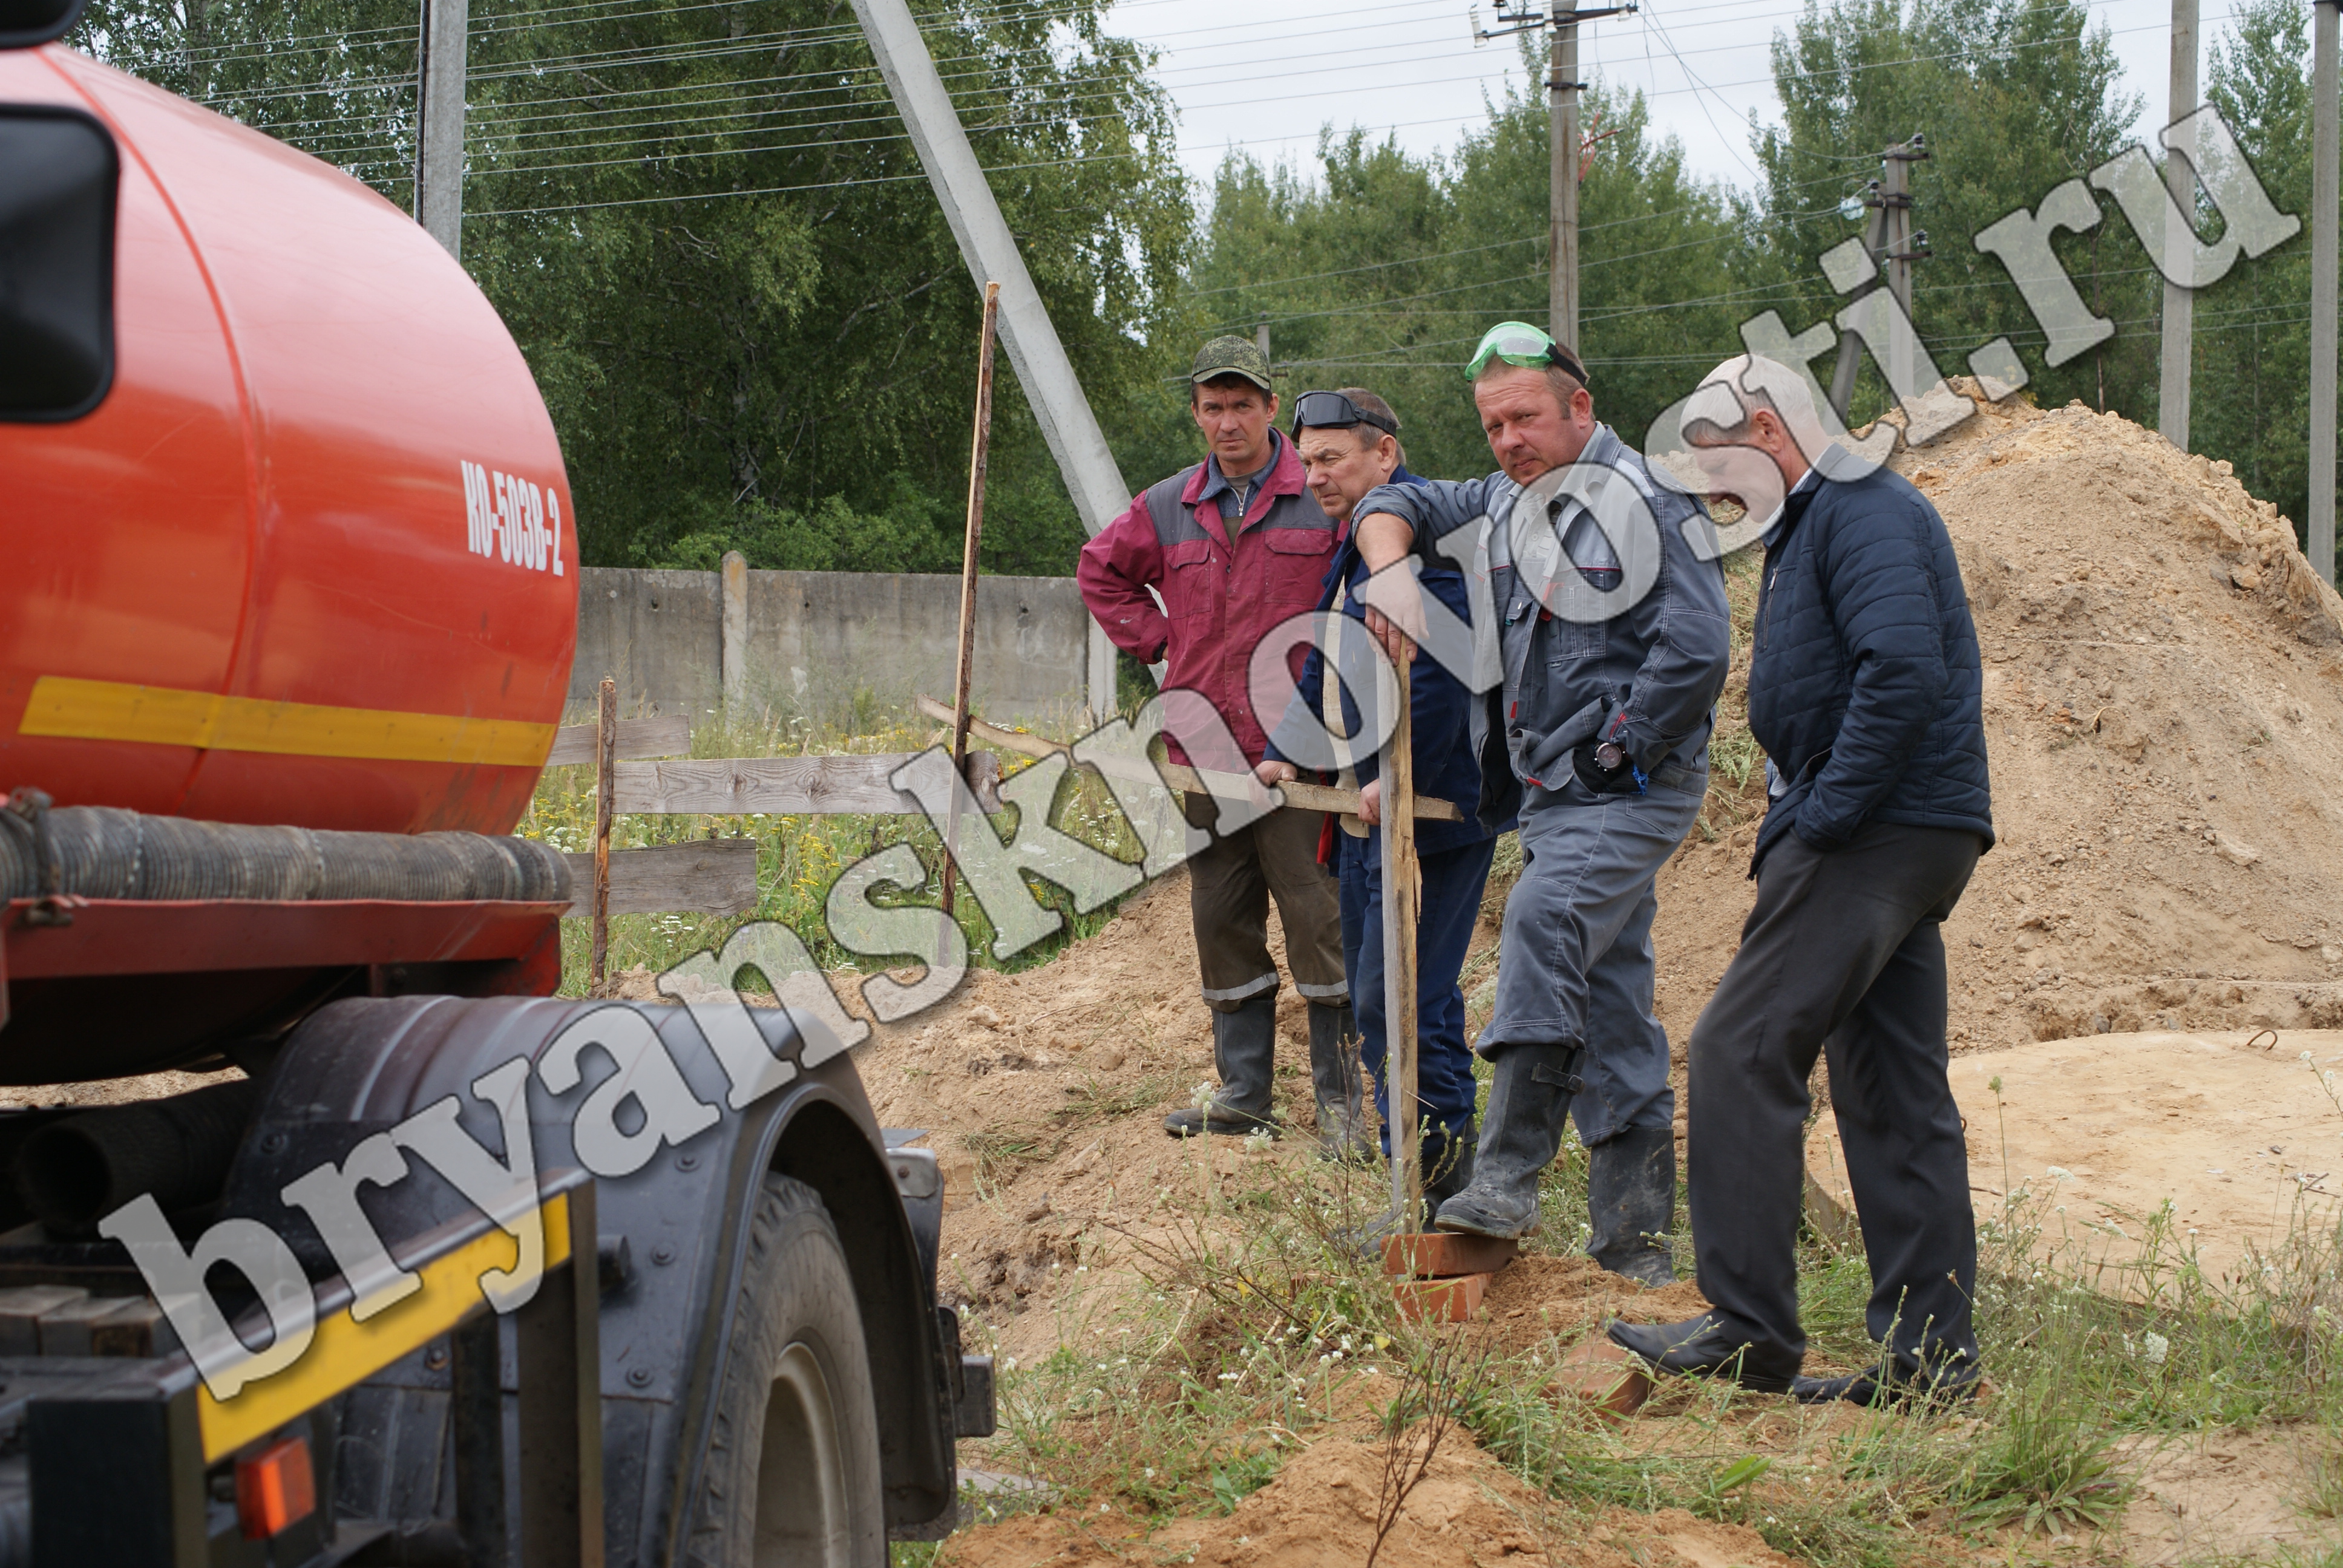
[1550,1338,1650,1418]
[1381,1232,1520,1279]
[1395,1270,1494,1324]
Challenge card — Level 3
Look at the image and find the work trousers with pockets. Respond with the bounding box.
[1184,798,1347,1013]
[1338,831,1497,1158]
[1482,774,1702,1147]
[1686,820,1984,1381]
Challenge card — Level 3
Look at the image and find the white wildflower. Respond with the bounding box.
[2143,1332,2169,1365]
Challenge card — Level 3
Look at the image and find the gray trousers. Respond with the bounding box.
[1481,770,1703,1146]
[1686,820,1983,1379]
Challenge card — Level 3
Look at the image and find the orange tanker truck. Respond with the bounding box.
[0,8,983,1564]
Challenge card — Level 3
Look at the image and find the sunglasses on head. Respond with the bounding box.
[1291,390,1397,437]
[1465,322,1590,387]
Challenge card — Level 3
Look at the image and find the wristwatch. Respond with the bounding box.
[1594,740,1627,773]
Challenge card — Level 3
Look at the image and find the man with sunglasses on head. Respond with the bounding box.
[1253,389,1511,1195]
[1079,336,1353,1144]
[1345,322,1729,1285]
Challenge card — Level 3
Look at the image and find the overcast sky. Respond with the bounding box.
[1101,0,2250,207]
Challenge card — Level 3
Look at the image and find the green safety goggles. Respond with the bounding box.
[1465,321,1590,388]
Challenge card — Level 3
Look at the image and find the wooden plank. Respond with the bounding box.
[545,716,692,767]
[562,839,761,918]
[1383,653,1423,1229]
[911,693,1466,823]
[611,752,1002,815]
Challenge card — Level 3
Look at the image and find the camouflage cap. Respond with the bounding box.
[1190,335,1274,391]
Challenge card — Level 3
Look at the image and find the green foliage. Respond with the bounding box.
[2198,0,2323,555]
[1759,0,2155,426]
[1175,68,1760,483]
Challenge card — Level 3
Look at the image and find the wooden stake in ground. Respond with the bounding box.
[591,676,617,998]
[940,281,1001,921]
[1381,653,1423,1228]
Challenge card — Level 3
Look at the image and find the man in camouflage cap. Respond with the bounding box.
[1079,336,1354,1145]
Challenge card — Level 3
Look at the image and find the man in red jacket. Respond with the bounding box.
[1078,336,1349,1140]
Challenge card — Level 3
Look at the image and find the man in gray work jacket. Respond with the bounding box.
[1349,322,1730,1283]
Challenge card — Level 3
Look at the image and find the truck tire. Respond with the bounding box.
[690,1173,886,1568]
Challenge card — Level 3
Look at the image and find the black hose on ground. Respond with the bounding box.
[14,1079,264,1235]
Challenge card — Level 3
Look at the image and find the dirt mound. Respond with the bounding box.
[1651,391,2343,1058]
[938,1433,1797,1567]
[1478,1255,1709,1357]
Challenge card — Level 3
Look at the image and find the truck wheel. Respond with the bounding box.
[691,1173,886,1568]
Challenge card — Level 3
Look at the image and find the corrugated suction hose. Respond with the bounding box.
[0,791,571,903]
[15,1079,263,1235]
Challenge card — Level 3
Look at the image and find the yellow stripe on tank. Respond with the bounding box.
[18,676,556,768]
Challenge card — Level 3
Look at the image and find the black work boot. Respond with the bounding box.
[1430,1042,1582,1238]
[1306,1002,1373,1161]
[1164,996,1281,1137]
[1587,1125,1678,1285]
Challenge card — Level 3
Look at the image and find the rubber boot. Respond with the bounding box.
[1163,996,1281,1137]
[1587,1124,1677,1285]
[1421,1121,1477,1216]
[1306,1003,1372,1161]
[1431,1043,1582,1238]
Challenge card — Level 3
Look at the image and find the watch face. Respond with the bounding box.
[1596,742,1624,769]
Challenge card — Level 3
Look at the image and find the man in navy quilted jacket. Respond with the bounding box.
[1607,354,1994,1405]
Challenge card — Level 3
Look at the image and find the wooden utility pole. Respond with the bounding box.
[1381,658,1422,1229]
[2161,0,2199,451]
[413,0,467,258]
[1255,319,1270,362]
[2312,0,2339,586]
[940,283,1001,921]
[590,678,616,998]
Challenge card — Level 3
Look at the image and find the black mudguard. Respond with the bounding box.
[216,993,957,1564]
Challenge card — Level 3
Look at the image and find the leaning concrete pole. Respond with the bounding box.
[2160,0,2198,450]
[413,0,467,259]
[851,0,1130,720]
[2312,0,2339,586]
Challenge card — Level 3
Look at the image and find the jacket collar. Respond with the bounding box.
[1182,430,1305,541]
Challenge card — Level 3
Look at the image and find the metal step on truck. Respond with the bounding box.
[0,2,989,1560]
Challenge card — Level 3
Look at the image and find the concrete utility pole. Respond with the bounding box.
[2161,0,2198,451]
[1827,137,1927,419]
[851,0,1130,720]
[414,0,467,260]
[1549,0,1579,351]
[2312,0,2339,586]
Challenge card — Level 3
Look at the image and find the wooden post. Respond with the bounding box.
[1381,656,1421,1229]
[940,281,1001,920]
[2311,0,2339,586]
[591,678,616,998]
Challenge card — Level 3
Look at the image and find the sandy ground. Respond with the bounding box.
[1807,1028,2343,1283]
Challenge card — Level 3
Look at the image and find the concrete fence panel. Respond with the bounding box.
[571,565,1094,725]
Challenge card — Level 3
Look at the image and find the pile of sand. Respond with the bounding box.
[1650,391,2343,1059]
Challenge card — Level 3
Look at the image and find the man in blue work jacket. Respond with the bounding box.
[1348,324,1731,1285]
[1254,388,1507,1212]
